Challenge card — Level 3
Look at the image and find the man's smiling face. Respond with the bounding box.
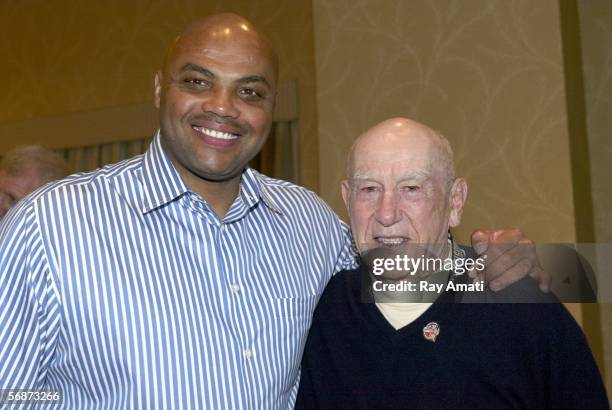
[155,16,277,184]
[342,118,466,260]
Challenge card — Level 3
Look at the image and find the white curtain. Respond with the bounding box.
[60,137,151,173]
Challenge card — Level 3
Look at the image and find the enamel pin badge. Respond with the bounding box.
[423,322,440,342]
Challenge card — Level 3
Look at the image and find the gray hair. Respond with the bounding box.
[1,145,72,185]
[433,130,456,189]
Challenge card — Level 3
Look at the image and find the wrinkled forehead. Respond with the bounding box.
[350,133,441,181]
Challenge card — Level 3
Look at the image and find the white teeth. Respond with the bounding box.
[377,238,405,245]
[194,126,239,140]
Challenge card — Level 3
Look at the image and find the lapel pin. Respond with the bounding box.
[423,321,440,342]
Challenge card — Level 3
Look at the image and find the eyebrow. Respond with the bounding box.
[179,64,272,88]
[237,75,271,88]
[180,63,215,78]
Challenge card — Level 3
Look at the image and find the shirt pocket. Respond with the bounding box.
[274,294,319,319]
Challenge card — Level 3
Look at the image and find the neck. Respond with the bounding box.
[181,170,241,219]
[160,138,243,218]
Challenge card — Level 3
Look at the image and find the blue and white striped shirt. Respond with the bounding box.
[0,131,355,409]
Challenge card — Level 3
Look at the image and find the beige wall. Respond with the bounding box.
[313,0,576,244]
[577,0,612,398]
[0,0,320,191]
[578,1,612,243]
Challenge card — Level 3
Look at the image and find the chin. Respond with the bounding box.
[197,168,244,182]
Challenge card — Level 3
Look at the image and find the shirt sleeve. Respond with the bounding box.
[332,220,358,273]
[0,202,60,390]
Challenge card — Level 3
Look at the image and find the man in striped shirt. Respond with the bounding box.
[0,13,548,409]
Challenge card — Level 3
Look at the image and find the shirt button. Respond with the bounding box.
[230,283,241,293]
[244,348,253,359]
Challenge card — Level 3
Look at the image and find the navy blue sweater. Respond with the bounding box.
[296,269,609,409]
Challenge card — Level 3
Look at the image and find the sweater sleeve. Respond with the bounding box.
[545,304,609,409]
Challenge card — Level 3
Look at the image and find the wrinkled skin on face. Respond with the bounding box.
[0,169,41,219]
[154,14,278,216]
[342,118,468,270]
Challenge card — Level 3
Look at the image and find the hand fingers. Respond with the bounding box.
[472,228,525,262]
[479,242,516,265]
[481,228,525,260]
[479,240,536,290]
[469,228,550,292]
[471,229,492,255]
[486,236,535,269]
[529,267,551,293]
[490,227,523,243]
[484,241,551,293]
[487,257,532,292]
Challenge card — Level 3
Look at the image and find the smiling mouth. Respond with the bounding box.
[192,126,240,140]
[374,237,410,248]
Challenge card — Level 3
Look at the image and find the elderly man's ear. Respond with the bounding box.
[340,180,351,212]
[448,178,468,228]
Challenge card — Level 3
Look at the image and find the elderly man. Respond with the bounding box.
[0,145,71,219]
[295,118,608,409]
[0,15,550,409]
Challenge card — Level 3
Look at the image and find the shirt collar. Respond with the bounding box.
[140,130,188,214]
[140,130,284,216]
[238,168,284,215]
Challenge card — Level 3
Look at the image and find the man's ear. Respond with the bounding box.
[154,71,163,109]
[448,178,468,228]
[341,180,351,214]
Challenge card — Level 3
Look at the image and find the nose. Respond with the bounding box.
[375,190,401,227]
[202,88,239,119]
